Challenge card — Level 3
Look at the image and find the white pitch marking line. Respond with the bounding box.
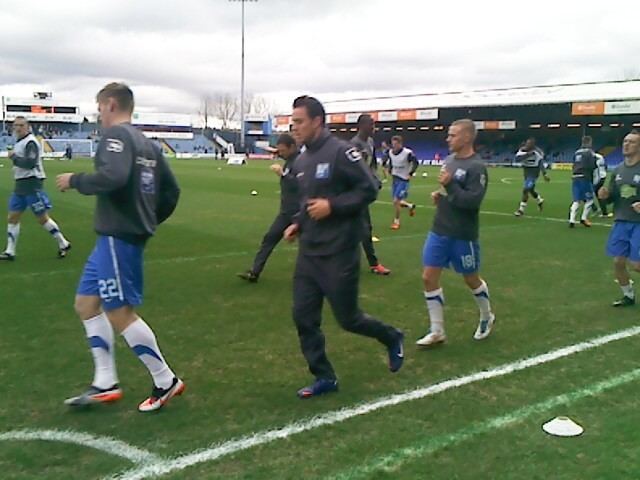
[332,366,640,480]
[0,429,161,465]
[376,200,611,227]
[2,197,610,281]
[108,325,640,480]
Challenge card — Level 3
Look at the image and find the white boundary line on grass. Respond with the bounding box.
[331,366,640,479]
[108,325,640,480]
[376,200,611,227]
[0,429,160,465]
[2,204,610,281]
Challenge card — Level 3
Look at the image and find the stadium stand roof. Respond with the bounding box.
[321,79,640,114]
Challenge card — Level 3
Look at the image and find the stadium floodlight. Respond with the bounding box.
[229,0,258,152]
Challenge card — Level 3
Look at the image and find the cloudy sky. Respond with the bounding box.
[1,0,638,118]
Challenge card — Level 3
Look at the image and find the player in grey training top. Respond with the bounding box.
[417,119,495,347]
[598,130,640,307]
[350,114,391,275]
[513,137,549,217]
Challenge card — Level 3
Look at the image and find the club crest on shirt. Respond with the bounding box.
[106,138,124,153]
[633,174,640,184]
[345,148,362,163]
[316,163,330,179]
[454,168,467,180]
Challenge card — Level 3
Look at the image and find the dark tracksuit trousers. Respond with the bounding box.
[292,246,398,380]
[361,207,378,267]
[251,212,291,276]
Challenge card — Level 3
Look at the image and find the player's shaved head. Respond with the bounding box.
[451,119,477,140]
[357,114,373,126]
[357,114,374,135]
[582,136,593,147]
[97,82,134,114]
[447,119,477,156]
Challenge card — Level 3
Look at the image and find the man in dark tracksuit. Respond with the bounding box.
[350,114,391,275]
[284,96,404,399]
[238,133,299,282]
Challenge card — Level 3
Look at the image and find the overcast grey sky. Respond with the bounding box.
[0,0,638,117]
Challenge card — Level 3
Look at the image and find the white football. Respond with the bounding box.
[422,172,428,178]
[251,190,258,196]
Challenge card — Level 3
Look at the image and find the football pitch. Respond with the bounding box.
[1,158,639,480]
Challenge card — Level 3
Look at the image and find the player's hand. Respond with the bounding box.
[632,202,640,214]
[283,223,299,242]
[307,198,331,220]
[438,168,452,186]
[56,173,74,192]
[270,163,283,176]
[598,187,610,200]
[7,151,14,159]
[431,191,441,205]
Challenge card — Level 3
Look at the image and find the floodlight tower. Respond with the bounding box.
[229,0,258,151]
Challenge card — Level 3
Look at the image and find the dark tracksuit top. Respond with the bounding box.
[350,134,381,267]
[293,129,378,256]
[279,152,301,220]
[70,123,180,245]
[250,151,300,276]
[291,129,399,381]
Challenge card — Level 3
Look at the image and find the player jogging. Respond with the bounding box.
[0,116,71,261]
[416,119,495,347]
[56,83,184,412]
[593,151,611,217]
[513,137,549,217]
[386,136,417,230]
[351,114,391,275]
[598,130,640,307]
[238,133,299,282]
[569,136,597,228]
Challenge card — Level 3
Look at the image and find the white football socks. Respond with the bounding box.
[83,313,118,389]
[122,317,175,390]
[424,289,445,334]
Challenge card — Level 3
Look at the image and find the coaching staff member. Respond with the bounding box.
[284,96,404,399]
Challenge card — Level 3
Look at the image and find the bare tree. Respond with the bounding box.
[198,95,213,129]
[249,94,277,116]
[213,93,239,129]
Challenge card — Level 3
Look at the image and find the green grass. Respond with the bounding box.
[0,158,638,480]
